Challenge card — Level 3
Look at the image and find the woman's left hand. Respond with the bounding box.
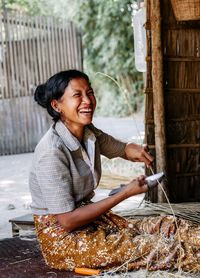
[124,143,154,167]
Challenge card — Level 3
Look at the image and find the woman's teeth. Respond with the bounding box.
[80,108,92,113]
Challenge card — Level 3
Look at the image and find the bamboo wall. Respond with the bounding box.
[0,11,82,155]
[145,0,200,202]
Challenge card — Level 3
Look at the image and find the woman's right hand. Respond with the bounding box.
[123,175,148,198]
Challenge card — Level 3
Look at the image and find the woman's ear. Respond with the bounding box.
[51,99,61,113]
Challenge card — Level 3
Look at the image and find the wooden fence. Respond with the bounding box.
[0,10,83,155]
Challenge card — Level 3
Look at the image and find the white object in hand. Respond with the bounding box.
[145,172,165,188]
[108,172,165,196]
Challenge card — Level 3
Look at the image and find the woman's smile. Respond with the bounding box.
[78,107,93,116]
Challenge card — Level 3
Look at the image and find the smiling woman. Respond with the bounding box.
[31,70,200,273]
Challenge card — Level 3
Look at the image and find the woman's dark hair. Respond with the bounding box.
[34,69,90,121]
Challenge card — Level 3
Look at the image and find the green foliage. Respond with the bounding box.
[93,73,144,117]
[76,0,137,76]
[1,0,49,14]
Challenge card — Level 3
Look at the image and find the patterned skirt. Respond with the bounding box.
[34,211,200,272]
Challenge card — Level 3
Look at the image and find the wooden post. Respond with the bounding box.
[150,0,168,202]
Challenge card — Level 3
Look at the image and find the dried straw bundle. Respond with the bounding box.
[117,201,200,225]
[145,202,200,225]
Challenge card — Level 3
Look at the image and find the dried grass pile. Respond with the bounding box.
[116,201,200,225]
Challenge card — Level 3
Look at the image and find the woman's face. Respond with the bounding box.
[53,77,96,129]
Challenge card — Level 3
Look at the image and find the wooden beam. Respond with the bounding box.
[147,56,200,62]
[145,88,200,93]
[145,22,200,30]
[146,117,200,123]
[150,0,168,202]
[148,144,200,149]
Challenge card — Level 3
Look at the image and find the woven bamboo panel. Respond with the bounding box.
[170,0,200,21]
[145,0,200,202]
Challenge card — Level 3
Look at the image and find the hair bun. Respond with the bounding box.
[34,84,47,108]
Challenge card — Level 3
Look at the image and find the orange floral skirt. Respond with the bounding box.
[34,211,200,272]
